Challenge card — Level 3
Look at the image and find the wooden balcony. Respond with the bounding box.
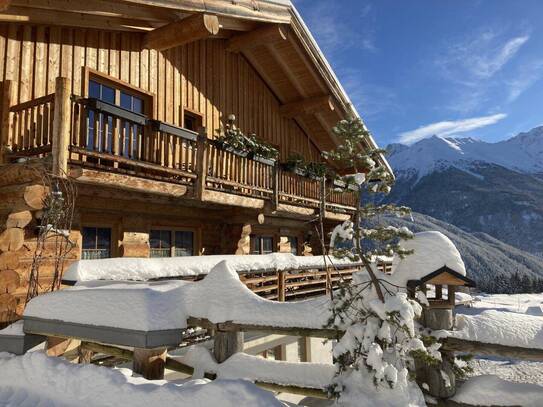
[2,78,358,216]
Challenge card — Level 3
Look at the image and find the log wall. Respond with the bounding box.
[0,23,321,161]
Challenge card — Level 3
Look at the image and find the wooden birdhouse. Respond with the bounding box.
[407,265,475,310]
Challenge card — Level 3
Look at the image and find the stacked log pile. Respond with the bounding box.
[0,183,48,325]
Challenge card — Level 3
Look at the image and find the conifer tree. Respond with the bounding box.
[322,118,440,404]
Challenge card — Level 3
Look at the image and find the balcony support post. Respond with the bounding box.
[0,80,12,164]
[52,77,71,177]
[195,126,208,200]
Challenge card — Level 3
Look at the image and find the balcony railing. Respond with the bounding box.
[2,78,358,212]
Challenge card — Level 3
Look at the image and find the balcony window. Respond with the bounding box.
[86,70,149,157]
[150,229,194,258]
[250,235,274,255]
[82,227,111,260]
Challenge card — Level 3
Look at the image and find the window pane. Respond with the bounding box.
[262,237,273,254]
[159,230,171,249]
[132,97,143,114]
[250,236,260,255]
[89,80,101,98]
[149,230,161,249]
[96,228,111,250]
[174,231,193,256]
[120,92,132,110]
[288,237,298,255]
[101,85,115,104]
[82,227,97,250]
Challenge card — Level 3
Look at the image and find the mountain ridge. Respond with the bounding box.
[388,126,543,179]
[384,126,543,257]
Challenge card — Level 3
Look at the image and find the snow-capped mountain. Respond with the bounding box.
[384,126,543,257]
[388,126,543,179]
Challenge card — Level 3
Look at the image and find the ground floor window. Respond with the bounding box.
[287,236,298,255]
[150,229,194,257]
[82,227,112,260]
[250,235,274,255]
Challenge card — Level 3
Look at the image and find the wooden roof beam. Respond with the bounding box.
[143,13,220,51]
[279,96,335,119]
[227,23,288,53]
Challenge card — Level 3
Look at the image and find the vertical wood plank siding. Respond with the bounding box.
[0,24,322,162]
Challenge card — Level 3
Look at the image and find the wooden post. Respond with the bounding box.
[418,299,456,398]
[277,270,286,302]
[195,126,207,200]
[52,77,71,177]
[213,330,243,363]
[299,337,312,362]
[132,347,167,380]
[0,80,12,164]
[272,162,279,210]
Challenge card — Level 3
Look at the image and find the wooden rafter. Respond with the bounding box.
[143,13,220,51]
[227,23,288,53]
[279,95,334,118]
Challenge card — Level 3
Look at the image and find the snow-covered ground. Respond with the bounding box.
[0,352,283,407]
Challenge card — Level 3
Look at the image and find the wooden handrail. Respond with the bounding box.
[9,93,55,113]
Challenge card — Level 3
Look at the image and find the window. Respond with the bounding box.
[82,227,111,260]
[287,236,298,255]
[183,110,203,132]
[86,71,148,157]
[250,235,274,255]
[150,229,194,258]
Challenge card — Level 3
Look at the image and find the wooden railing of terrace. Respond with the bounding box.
[2,78,358,212]
[8,94,55,159]
[239,263,361,301]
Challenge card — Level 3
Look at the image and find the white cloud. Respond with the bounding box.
[397,113,507,144]
[506,59,543,102]
[437,31,529,82]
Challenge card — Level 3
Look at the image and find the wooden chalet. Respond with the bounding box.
[0,0,393,324]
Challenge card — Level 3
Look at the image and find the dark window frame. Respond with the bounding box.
[150,228,195,258]
[81,226,112,260]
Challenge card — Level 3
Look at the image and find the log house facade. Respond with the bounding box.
[0,0,392,324]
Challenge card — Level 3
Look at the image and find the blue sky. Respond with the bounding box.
[293,0,543,146]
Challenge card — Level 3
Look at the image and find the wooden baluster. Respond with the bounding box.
[102,114,109,153]
[93,110,100,152]
[36,103,43,150]
[0,80,12,163]
[272,162,279,209]
[52,77,71,177]
[195,126,207,200]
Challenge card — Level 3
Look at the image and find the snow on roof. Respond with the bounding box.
[393,231,466,280]
[25,261,332,334]
[63,253,357,283]
[451,310,543,350]
[451,375,543,407]
[24,280,189,332]
[0,352,283,407]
